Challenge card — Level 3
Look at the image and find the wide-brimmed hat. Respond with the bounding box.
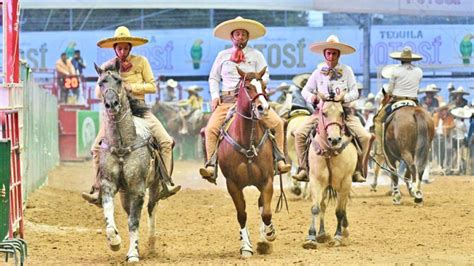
[185,85,203,94]
[213,16,266,40]
[166,79,178,88]
[367,92,375,101]
[450,106,472,119]
[97,26,148,48]
[389,46,422,61]
[451,86,470,95]
[276,82,291,91]
[292,73,311,89]
[362,102,375,111]
[419,84,441,94]
[309,35,356,55]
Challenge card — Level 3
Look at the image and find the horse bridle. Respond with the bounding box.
[99,73,130,123]
[235,74,268,121]
[319,100,346,135]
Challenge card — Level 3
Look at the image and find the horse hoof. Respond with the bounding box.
[291,186,302,196]
[316,233,331,243]
[370,184,377,192]
[240,250,253,258]
[256,241,272,254]
[342,229,349,238]
[329,235,343,247]
[110,243,121,251]
[127,255,139,263]
[302,239,317,249]
[106,227,121,251]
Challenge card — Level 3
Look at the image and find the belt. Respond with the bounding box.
[221,90,237,96]
[220,95,236,104]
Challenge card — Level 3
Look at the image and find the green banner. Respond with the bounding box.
[76,110,100,158]
[0,140,11,240]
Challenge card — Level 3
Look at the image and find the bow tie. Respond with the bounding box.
[230,48,245,64]
[321,67,343,81]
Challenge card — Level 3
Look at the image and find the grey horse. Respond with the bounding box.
[95,61,167,262]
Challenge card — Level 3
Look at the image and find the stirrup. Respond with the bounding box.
[158,184,181,200]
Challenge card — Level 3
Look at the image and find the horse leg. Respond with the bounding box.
[330,191,349,247]
[371,154,384,192]
[226,179,253,258]
[303,181,324,249]
[256,178,276,255]
[390,172,402,205]
[147,180,161,253]
[125,191,145,262]
[102,180,122,252]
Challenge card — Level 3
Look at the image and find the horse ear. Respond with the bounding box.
[94,63,102,75]
[335,91,346,102]
[236,67,245,78]
[258,66,267,78]
[115,59,121,72]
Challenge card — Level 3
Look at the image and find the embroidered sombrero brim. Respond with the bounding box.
[97,37,148,48]
[213,16,266,40]
[309,35,355,55]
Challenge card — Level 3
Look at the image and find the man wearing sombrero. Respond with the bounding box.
[199,16,291,182]
[292,35,372,182]
[178,85,204,134]
[451,86,469,108]
[419,84,441,112]
[373,46,423,163]
[82,26,180,205]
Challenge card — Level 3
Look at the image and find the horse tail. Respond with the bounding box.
[413,110,430,171]
[323,185,337,203]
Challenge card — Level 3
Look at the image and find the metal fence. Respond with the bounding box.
[19,63,60,199]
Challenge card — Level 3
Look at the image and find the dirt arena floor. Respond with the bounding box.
[23,160,474,264]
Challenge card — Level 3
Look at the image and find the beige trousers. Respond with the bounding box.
[91,110,173,188]
[294,113,372,170]
[204,103,285,162]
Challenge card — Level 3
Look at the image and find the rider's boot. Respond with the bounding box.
[292,168,309,182]
[156,147,181,199]
[352,134,375,183]
[199,129,218,184]
[81,150,102,207]
[273,124,291,174]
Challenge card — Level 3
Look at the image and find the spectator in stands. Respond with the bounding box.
[450,106,472,174]
[451,86,469,108]
[165,79,178,102]
[419,84,440,112]
[55,52,76,103]
[447,83,456,103]
[71,50,86,75]
[433,102,455,173]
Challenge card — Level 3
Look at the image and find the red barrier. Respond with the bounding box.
[0,110,24,238]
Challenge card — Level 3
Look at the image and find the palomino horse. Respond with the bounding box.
[95,62,167,262]
[303,92,357,249]
[217,67,277,258]
[377,93,434,205]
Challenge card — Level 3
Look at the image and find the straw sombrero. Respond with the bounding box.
[419,84,441,94]
[309,35,356,55]
[450,106,472,119]
[451,86,470,95]
[362,102,375,111]
[185,85,203,93]
[367,92,375,101]
[276,82,291,91]
[213,16,266,40]
[166,79,178,88]
[292,73,311,89]
[389,46,422,61]
[97,26,148,48]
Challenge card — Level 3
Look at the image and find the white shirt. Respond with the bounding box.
[208,46,269,100]
[386,63,423,98]
[454,118,467,140]
[301,62,359,107]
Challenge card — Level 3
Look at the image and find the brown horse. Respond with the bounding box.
[379,94,434,205]
[217,67,277,258]
[302,92,357,249]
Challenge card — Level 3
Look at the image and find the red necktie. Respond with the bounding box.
[231,49,245,64]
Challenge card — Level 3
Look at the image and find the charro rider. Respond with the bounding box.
[292,35,373,183]
[82,26,180,205]
[199,16,291,183]
[178,85,204,134]
[373,46,423,161]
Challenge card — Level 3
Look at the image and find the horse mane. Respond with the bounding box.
[127,93,149,118]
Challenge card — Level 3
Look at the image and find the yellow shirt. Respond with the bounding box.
[188,95,203,110]
[95,54,156,100]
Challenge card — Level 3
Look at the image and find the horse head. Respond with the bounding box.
[95,60,126,115]
[317,91,346,148]
[236,67,269,120]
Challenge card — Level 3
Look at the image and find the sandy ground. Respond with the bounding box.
[21,160,474,264]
